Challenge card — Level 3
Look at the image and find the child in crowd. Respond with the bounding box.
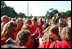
[49,27,71,48]
[1,15,71,48]
[16,30,34,48]
[1,21,17,46]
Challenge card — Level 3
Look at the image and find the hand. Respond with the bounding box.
[31,33,35,36]
[39,38,44,44]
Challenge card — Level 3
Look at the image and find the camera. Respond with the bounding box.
[5,38,15,44]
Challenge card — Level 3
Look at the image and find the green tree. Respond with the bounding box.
[46,11,50,19]
[51,10,58,15]
[1,1,19,18]
[66,10,71,17]
[59,12,67,19]
[1,1,6,8]
[18,12,26,18]
[1,6,18,18]
[45,8,58,19]
[59,10,71,19]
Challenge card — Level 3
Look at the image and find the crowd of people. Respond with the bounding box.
[1,15,71,48]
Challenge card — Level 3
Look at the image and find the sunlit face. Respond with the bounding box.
[68,19,71,27]
[39,18,42,21]
[51,20,55,25]
[7,26,17,37]
[16,19,23,28]
[9,26,17,33]
[3,17,10,24]
[48,31,54,38]
[32,20,37,26]
[59,19,63,24]
[48,31,58,40]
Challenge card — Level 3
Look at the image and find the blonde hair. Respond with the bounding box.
[1,15,10,21]
[42,26,52,44]
[32,17,37,21]
[61,27,71,41]
[48,20,51,25]
[67,17,71,22]
[21,24,30,30]
[42,33,49,44]
[49,25,59,35]
[1,21,17,38]
[16,30,30,46]
[44,26,52,33]
[16,18,23,25]
[11,18,16,22]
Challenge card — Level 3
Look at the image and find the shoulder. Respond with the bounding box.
[55,41,63,48]
[49,41,62,48]
[29,24,33,28]
[1,37,7,41]
[49,42,56,48]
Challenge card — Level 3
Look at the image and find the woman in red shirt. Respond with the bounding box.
[37,18,44,38]
[1,15,11,32]
[14,18,24,38]
[1,21,17,46]
[24,19,32,26]
[49,27,71,48]
[29,17,39,38]
[16,30,34,48]
[38,25,61,48]
[38,26,52,48]
[67,17,71,27]
[21,24,39,48]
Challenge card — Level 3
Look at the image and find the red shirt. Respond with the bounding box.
[49,40,71,48]
[38,21,44,26]
[44,39,53,48]
[1,32,16,46]
[27,37,34,48]
[13,28,21,40]
[30,24,41,38]
[29,24,39,38]
[37,21,44,32]
[65,19,67,23]
[9,33,16,40]
[1,37,7,46]
[17,36,34,48]
[38,43,44,48]
[38,31,44,38]
[38,38,44,48]
[37,21,44,38]
[29,24,37,34]
[38,38,53,48]
[27,22,32,26]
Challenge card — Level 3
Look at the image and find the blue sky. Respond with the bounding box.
[4,1,71,16]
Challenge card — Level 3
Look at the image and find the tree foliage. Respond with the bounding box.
[1,1,26,18]
[45,8,58,19]
[1,1,71,19]
[66,10,71,17]
[45,8,71,19]
[1,6,18,18]
[1,1,6,8]
[18,12,26,18]
[59,10,71,19]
